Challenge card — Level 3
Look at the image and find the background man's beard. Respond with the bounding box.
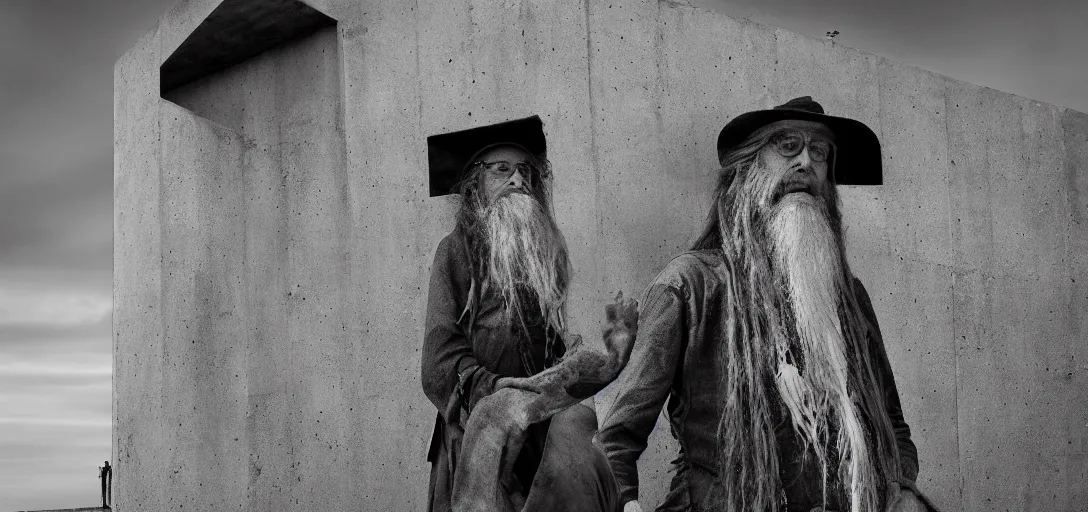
[768,192,879,512]
[481,192,570,330]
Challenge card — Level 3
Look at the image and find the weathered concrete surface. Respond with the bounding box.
[162,24,351,510]
[114,0,1087,510]
[113,24,166,512]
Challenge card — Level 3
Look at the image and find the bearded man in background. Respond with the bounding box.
[598,97,937,512]
[422,138,621,512]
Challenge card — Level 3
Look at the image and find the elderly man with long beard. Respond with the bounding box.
[422,139,628,512]
[598,97,937,512]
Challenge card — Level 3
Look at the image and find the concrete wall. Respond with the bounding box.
[114,0,1088,510]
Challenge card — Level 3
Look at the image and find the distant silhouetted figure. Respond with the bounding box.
[99,460,112,508]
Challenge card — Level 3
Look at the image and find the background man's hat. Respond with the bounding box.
[716,96,882,185]
[427,115,547,196]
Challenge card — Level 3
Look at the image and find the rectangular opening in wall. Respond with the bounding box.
[427,116,547,197]
[159,0,337,131]
[160,0,336,96]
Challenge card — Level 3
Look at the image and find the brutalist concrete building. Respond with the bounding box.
[114,0,1088,509]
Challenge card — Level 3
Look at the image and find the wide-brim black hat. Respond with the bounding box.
[427,116,547,196]
[716,96,882,185]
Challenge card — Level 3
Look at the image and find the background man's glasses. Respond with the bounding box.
[769,130,834,163]
[472,160,542,180]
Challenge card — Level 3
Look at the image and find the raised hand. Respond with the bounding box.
[602,290,639,365]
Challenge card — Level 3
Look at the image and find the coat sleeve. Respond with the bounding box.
[853,278,920,486]
[596,282,686,504]
[421,233,501,416]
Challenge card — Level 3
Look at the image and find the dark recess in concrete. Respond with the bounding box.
[160,0,335,94]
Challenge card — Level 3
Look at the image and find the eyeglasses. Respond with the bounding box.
[470,160,544,181]
[768,130,835,163]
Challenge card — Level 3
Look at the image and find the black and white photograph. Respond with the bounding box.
[1,0,1085,510]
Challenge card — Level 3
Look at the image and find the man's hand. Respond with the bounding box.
[605,291,639,334]
[623,500,643,512]
[603,291,639,359]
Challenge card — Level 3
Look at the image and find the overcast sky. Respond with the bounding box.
[1,3,176,509]
[1,0,1084,509]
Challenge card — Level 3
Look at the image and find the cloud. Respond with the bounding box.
[1,420,112,511]
[0,287,112,327]
[0,268,114,509]
[0,0,176,275]
[0,150,114,271]
[0,351,113,429]
[0,266,112,328]
[0,353,112,377]
[0,416,111,428]
[0,357,112,509]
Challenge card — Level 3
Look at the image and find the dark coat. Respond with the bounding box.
[597,249,923,511]
[421,226,564,512]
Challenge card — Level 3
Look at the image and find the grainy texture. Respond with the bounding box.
[115,0,1087,510]
[114,23,167,512]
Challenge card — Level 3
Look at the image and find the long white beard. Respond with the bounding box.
[482,192,568,328]
[769,192,877,512]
